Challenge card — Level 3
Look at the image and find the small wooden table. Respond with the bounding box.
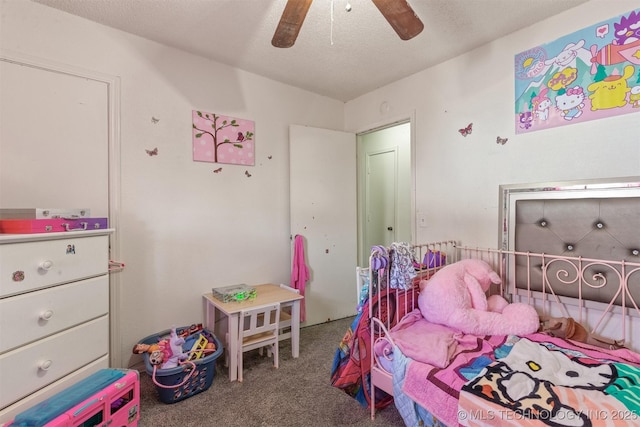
[202,284,304,382]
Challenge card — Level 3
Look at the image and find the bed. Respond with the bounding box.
[330,177,640,426]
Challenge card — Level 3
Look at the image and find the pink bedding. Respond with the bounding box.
[402,332,506,425]
[399,330,640,427]
[458,335,640,426]
[374,309,461,368]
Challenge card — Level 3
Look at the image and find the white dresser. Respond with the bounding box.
[0,229,113,424]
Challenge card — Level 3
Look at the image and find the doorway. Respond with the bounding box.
[357,121,412,267]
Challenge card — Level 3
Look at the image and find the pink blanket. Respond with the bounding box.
[374,309,460,368]
[402,334,507,426]
[459,335,640,426]
[401,333,640,427]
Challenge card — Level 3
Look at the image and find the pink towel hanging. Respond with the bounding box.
[291,234,309,322]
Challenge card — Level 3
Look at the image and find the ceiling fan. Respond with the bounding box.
[272,0,424,48]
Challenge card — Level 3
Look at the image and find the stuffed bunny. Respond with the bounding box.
[418,259,539,336]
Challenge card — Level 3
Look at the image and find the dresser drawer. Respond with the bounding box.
[0,356,108,424]
[0,275,108,353]
[0,316,109,409]
[0,234,108,298]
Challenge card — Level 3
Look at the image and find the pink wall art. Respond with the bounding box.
[192,110,255,166]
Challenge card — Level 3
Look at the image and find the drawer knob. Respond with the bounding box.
[39,260,54,271]
[39,360,53,371]
[40,310,54,321]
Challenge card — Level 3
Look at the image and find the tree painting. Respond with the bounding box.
[192,110,255,166]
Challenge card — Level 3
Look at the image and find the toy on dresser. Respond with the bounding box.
[0,208,108,234]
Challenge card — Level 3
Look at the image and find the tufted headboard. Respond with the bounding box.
[500,177,640,306]
[515,197,640,261]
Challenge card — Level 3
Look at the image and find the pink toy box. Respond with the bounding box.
[4,369,139,427]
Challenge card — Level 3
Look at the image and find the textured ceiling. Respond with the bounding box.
[31,0,590,102]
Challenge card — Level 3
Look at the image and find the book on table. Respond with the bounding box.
[211,284,257,303]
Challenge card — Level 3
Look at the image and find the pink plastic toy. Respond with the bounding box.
[6,369,139,427]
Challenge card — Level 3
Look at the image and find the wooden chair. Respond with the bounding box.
[276,284,300,341]
[263,284,299,358]
[237,303,280,382]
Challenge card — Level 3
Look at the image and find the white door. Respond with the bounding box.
[0,61,108,213]
[0,56,122,367]
[289,125,357,325]
[357,122,412,266]
[365,148,397,253]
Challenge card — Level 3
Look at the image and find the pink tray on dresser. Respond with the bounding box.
[0,218,108,234]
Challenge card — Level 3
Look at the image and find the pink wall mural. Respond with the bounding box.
[514,8,640,134]
[192,110,255,166]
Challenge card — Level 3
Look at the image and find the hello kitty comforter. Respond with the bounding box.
[395,331,640,427]
[457,335,640,427]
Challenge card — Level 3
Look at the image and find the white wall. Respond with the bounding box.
[1,0,345,368]
[3,0,640,369]
[345,0,640,249]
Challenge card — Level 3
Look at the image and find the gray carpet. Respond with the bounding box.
[137,316,404,426]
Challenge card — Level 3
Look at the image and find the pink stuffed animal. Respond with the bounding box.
[418,259,539,336]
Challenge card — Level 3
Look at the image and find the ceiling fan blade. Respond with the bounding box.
[272,0,313,48]
[371,0,424,41]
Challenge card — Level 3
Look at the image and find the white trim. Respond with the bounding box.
[408,110,417,245]
[0,50,123,368]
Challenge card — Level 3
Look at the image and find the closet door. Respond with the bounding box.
[289,125,357,325]
[0,60,108,215]
[357,121,412,267]
[0,57,121,367]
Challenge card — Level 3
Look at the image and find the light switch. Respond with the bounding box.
[418,213,428,228]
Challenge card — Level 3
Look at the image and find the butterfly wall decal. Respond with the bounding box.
[213,168,223,173]
[496,136,508,145]
[245,170,252,177]
[458,123,473,137]
[145,147,158,156]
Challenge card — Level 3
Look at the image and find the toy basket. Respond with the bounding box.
[138,326,223,404]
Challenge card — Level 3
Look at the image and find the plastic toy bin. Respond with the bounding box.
[138,327,223,404]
